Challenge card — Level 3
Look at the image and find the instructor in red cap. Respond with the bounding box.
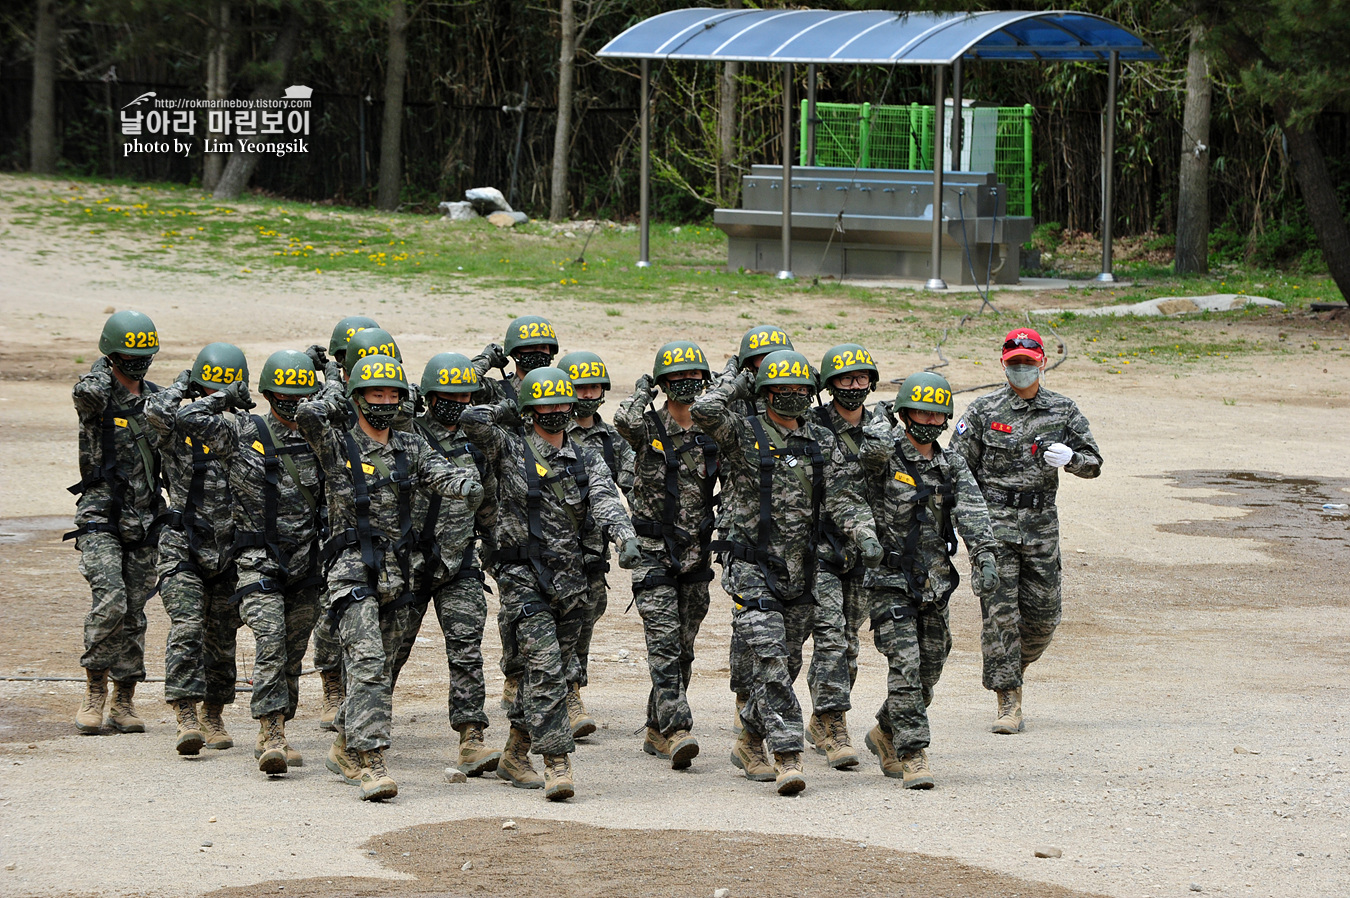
[948,328,1102,734]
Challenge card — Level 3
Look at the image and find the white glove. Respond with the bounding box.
[1043,442,1073,468]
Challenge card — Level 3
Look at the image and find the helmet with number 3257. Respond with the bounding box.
[557,350,610,388]
[516,366,575,412]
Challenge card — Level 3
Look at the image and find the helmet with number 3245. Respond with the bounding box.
[191,342,249,392]
[259,350,319,396]
[516,366,575,412]
[99,310,160,357]
[894,371,954,416]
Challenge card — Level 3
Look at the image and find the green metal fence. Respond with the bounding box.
[800,101,1034,217]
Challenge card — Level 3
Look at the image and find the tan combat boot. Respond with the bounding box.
[899,748,935,789]
[172,699,205,756]
[667,729,699,770]
[732,693,747,734]
[992,688,1023,734]
[326,732,362,785]
[642,726,670,760]
[318,668,343,732]
[566,683,597,739]
[256,712,288,775]
[456,722,502,776]
[282,736,303,767]
[76,669,108,734]
[730,729,776,782]
[496,726,543,789]
[865,724,904,779]
[107,680,145,733]
[200,701,233,749]
[810,710,859,770]
[499,675,520,711]
[542,753,574,801]
[356,748,398,801]
[773,751,806,796]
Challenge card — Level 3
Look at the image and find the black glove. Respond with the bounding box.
[859,535,885,569]
[635,373,656,397]
[973,553,999,595]
[305,344,329,368]
[617,537,643,570]
[459,405,495,427]
[323,396,350,424]
[722,354,741,376]
[221,379,255,411]
[484,342,509,369]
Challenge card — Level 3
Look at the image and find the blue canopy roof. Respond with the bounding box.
[598,8,1161,65]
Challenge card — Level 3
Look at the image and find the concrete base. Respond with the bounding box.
[723,234,1019,286]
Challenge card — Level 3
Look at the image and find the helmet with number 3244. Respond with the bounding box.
[99,310,160,357]
[516,366,575,412]
[753,349,815,393]
[894,371,954,416]
[259,350,319,396]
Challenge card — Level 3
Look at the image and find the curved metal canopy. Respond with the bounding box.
[598,8,1160,65]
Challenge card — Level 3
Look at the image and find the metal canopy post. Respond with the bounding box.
[637,59,651,268]
[807,64,818,166]
[1096,50,1119,283]
[950,58,964,171]
[778,62,794,280]
[927,64,948,291]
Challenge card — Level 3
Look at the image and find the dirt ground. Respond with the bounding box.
[1,176,1348,898]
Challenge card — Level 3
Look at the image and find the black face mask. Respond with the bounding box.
[767,390,812,417]
[112,354,153,379]
[830,386,870,411]
[906,420,948,445]
[270,396,302,421]
[533,410,570,433]
[573,397,603,418]
[514,351,553,374]
[663,378,705,403]
[431,398,465,426]
[359,397,400,431]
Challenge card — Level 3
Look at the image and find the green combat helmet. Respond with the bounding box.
[190,342,249,392]
[343,327,401,376]
[516,366,575,413]
[755,349,815,419]
[653,340,710,380]
[329,315,379,359]
[558,350,610,418]
[259,350,319,396]
[347,353,409,397]
[99,310,160,378]
[421,352,479,395]
[894,371,954,416]
[738,324,793,370]
[504,315,560,356]
[820,343,878,410]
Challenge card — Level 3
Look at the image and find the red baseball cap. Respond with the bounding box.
[1001,328,1045,363]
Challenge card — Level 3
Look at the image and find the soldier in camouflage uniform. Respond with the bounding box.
[470,315,560,711]
[387,352,502,778]
[69,310,167,736]
[298,354,482,801]
[460,366,640,801]
[857,372,1000,788]
[801,343,886,771]
[949,328,1102,734]
[178,350,326,777]
[692,350,881,796]
[558,349,635,740]
[614,340,717,770]
[144,343,247,756]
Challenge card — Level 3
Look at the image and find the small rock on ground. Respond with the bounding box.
[1034,847,1062,858]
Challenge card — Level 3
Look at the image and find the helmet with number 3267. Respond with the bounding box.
[894,371,953,416]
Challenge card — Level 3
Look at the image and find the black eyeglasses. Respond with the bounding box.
[1003,336,1043,352]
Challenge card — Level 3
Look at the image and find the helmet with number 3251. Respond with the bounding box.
[894,371,954,416]
[347,353,408,397]
[516,366,575,412]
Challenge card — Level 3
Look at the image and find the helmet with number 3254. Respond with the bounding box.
[191,342,249,392]
[516,366,575,413]
[894,371,954,416]
[99,310,160,357]
[259,350,319,396]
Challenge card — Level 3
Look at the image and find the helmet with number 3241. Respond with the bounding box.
[516,366,575,412]
[653,340,710,381]
[894,371,954,416]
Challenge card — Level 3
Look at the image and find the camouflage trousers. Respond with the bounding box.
[310,597,341,673]
[810,567,868,693]
[236,556,321,721]
[77,532,157,683]
[158,543,240,705]
[498,563,585,756]
[870,587,952,756]
[567,572,607,689]
[631,554,712,735]
[980,539,1062,691]
[389,571,490,730]
[798,565,858,715]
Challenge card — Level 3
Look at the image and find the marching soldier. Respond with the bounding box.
[69,310,167,735]
[949,328,1102,734]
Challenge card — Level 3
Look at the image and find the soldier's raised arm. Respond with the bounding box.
[145,370,192,444]
[579,444,636,549]
[690,367,754,454]
[613,375,656,449]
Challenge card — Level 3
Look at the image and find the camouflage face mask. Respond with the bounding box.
[829,386,869,411]
[514,351,553,373]
[572,397,604,418]
[113,354,154,378]
[358,396,400,430]
[431,397,465,426]
[1005,364,1041,390]
[270,396,302,421]
[906,419,947,445]
[533,409,570,433]
[768,390,812,417]
[663,378,705,403]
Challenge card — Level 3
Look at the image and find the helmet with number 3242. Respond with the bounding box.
[516,366,575,412]
[259,350,319,396]
[191,342,249,392]
[99,310,160,357]
[819,343,878,388]
[894,371,954,416]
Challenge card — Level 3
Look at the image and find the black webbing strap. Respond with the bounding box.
[870,602,918,630]
[636,409,717,584]
[809,406,855,572]
[229,576,284,606]
[412,421,488,597]
[64,387,163,547]
[881,447,959,603]
[237,415,291,579]
[594,427,619,483]
[345,432,417,614]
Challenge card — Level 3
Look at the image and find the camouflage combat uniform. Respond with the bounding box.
[614,385,718,738]
[388,412,498,731]
[297,401,479,752]
[307,363,350,680]
[68,358,166,684]
[178,396,327,722]
[461,404,634,756]
[858,418,996,754]
[564,413,635,689]
[691,371,873,754]
[949,385,1102,691]
[145,380,240,705]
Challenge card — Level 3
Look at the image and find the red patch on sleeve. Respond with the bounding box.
[990,422,1013,433]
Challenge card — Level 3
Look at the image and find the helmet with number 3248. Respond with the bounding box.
[516,366,575,412]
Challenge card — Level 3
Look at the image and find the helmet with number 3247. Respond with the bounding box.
[99,310,160,357]
[259,350,319,396]
[738,324,793,369]
[516,366,575,412]
[894,371,954,416]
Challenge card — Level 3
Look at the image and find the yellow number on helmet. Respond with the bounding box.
[531,381,543,399]
[911,385,922,401]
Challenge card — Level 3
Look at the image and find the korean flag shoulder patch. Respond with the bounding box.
[955,417,968,436]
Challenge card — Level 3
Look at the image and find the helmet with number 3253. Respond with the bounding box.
[259,350,319,396]
[191,342,249,392]
[99,310,160,357]
[894,371,954,416]
[516,366,575,413]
